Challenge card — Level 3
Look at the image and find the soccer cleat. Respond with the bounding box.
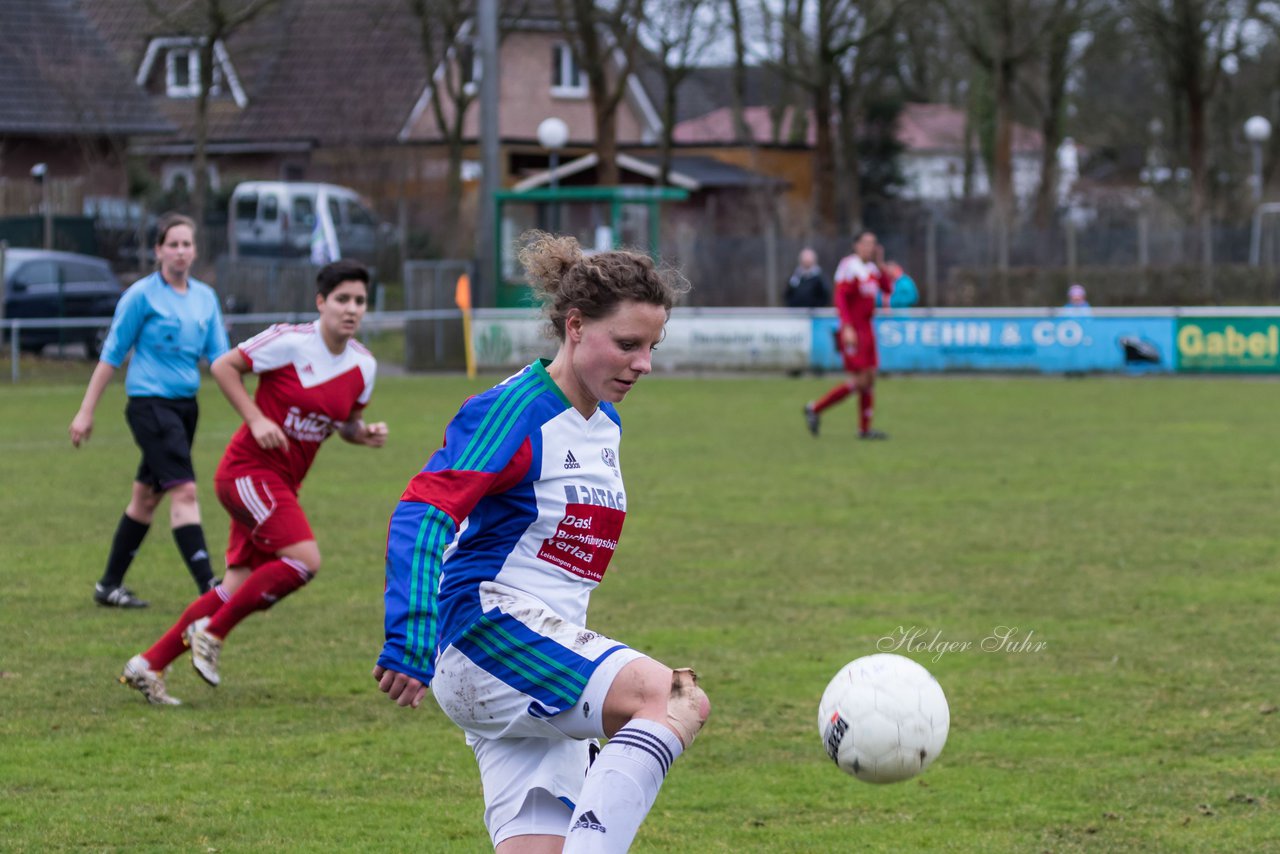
[94,583,148,608]
[184,617,223,687]
[803,404,820,437]
[120,654,182,705]
[859,429,889,440]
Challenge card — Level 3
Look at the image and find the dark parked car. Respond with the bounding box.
[2,248,123,359]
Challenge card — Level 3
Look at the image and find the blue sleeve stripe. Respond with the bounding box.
[456,371,542,472]
[404,504,453,672]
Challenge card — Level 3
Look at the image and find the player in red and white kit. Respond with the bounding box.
[805,231,897,439]
[119,260,387,704]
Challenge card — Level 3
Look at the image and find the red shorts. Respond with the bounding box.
[839,325,878,372]
[215,472,314,570]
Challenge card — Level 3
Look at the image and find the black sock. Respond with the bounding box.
[172,524,216,593]
[99,514,150,589]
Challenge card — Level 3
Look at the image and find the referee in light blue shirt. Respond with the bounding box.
[69,213,229,608]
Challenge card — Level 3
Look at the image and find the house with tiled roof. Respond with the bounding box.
[73,0,685,251]
[0,0,171,219]
[658,95,1049,208]
[78,0,434,198]
[895,103,1044,202]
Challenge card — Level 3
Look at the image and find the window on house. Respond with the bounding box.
[166,49,196,97]
[551,43,586,97]
[458,42,482,85]
[164,45,222,98]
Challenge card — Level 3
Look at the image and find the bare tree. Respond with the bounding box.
[940,0,1060,265]
[1022,0,1098,227]
[406,0,476,256]
[1127,0,1262,231]
[555,0,648,185]
[724,0,756,144]
[763,0,899,232]
[405,0,523,254]
[888,1,970,104]
[144,0,278,257]
[642,0,723,185]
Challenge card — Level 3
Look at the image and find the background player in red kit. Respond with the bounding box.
[805,231,897,439]
[119,259,387,704]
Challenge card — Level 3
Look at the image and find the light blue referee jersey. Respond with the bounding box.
[100,271,229,399]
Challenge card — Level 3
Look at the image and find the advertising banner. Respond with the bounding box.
[1175,317,1280,372]
[471,309,812,372]
[468,309,1280,375]
[811,312,1176,374]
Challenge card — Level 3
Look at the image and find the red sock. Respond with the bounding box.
[859,387,874,433]
[204,558,314,639]
[813,382,855,414]
[142,586,230,670]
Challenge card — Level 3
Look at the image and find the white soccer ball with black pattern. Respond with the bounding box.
[818,653,950,784]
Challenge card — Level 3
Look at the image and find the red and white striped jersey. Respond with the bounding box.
[215,322,376,490]
[833,254,894,327]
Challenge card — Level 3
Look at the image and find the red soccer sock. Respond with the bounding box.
[859,387,874,434]
[204,557,314,639]
[142,585,230,671]
[813,381,855,414]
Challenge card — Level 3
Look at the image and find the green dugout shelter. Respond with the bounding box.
[493,185,689,307]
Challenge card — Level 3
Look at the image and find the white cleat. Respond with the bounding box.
[184,617,223,687]
[120,654,182,706]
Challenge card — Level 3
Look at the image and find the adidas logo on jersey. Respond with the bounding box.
[564,450,581,470]
[571,810,606,834]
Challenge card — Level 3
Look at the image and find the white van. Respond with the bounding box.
[228,181,383,261]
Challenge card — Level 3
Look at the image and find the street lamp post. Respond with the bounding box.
[30,163,51,249]
[537,117,568,232]
[1245,115,1272,204]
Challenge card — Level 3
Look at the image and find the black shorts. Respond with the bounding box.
[125,396,199,491]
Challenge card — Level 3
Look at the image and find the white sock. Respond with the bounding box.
[562,719,684,853]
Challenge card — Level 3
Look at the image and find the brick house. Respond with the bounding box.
[51,0,795,267]
[0,0,171,225]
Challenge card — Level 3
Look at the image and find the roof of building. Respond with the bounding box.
[673,106,815,146]
[671,101,1044,154]
[896,102,1043,154]
[633,62,784,126]
[78,0,432,146]
[0,0,171,136]
[513,152,784,192]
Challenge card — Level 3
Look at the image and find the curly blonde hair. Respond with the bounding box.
[517,231,689,341]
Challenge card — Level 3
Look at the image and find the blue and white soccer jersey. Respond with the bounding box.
[379,359,646,842]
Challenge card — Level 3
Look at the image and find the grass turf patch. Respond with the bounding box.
[1,370,1278,851]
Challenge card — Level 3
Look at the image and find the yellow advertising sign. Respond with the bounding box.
[1176,319,1280,371]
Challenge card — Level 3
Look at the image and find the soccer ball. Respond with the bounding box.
[818,653,950,784]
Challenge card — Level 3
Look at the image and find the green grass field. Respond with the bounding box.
[2,365,1278,852]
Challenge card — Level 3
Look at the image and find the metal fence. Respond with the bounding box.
[2,309,468,382]
[214,256,324,315]
[660,203,1279,308]
[402,259,474,371]
[4,257,477,381]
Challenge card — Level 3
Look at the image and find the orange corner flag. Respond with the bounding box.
[454,273,472,311]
